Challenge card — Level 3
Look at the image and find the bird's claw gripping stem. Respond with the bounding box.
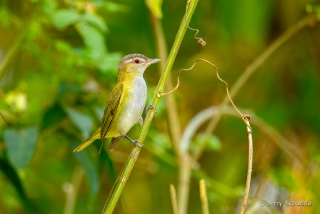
[125,134,143,148]
[143,104,157,122]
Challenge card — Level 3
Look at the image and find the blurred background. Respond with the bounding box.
[0,0,320,213]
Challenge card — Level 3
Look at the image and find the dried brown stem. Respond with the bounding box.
[161,59,245,120]
[161,59,253,213]
[240,116,253,214]
[182,105,305,166]
[193,13,318,162]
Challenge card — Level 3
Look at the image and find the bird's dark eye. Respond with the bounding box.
[134,59,140,64]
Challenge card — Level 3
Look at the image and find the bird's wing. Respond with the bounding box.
[99,82,123,153]
[73,127,100,152]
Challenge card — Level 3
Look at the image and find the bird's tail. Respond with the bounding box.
[109,136,122,151]
[73,128,101,152]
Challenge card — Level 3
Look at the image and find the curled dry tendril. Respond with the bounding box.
[188,26,206,46]
[185,0,206,46]
[160,59,251,128]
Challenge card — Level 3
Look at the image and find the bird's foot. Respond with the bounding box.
[132,140,143,148]
[143,104,157,121]
[125,134,143,148]
[146,104,156,113]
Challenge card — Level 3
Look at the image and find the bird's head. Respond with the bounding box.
[118,54,160,78]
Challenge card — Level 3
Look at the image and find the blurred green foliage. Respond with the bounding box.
[0,0,320,214]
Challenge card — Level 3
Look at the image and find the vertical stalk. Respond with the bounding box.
[200,179,209,214]
[150,14,182,158]
[178,155,192,214]
[170,184,179,214]
[240,119,253,214]
[103,1,199,213]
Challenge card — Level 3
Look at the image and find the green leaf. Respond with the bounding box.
[66,108,93,139]
[97,53,121,73]
[82,13,108,33]
[40,0,57,13]
[306,4,313,13]
[202,135,221,152]
[52,9,79,30]
[41,103,67,130]
[191,133,222,153]
[268,167,298,190]
[99,148,117,183]
[0,157,29,207]
[103,2,128,12]
[145,0,163,19]
[94,107,104,119]
[72,141,99,197]
[75,22,107,55]
[216,0,273,48]
[3,127,38,171]
[306,4,320,19]
[0,8,13,26]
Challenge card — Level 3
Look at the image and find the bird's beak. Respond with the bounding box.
[148,58,161,65]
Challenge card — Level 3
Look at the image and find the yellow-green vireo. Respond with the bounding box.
[74,54,160,153]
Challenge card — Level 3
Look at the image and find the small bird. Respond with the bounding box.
[73,54,160,153]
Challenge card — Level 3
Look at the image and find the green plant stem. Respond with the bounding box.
[150,14,182,159]
[63,167,84,214]
[170,184,179,214]
[102,1,199,213]
[200,179,209,214]
[178,154,192,214]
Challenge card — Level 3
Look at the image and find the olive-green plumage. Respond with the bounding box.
[73,54,160,153]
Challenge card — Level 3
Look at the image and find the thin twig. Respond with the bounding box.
[177,155,192,214]
[170,184,179,214]
[181,105,305,166]
[160,59,246,122]
[240,116,253,214]
[174,14,317,209]
[188,26,206,46]
[199,179,209,214]
[63,167,84,214]
[193,13,318,162]
[161,58,253,213]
